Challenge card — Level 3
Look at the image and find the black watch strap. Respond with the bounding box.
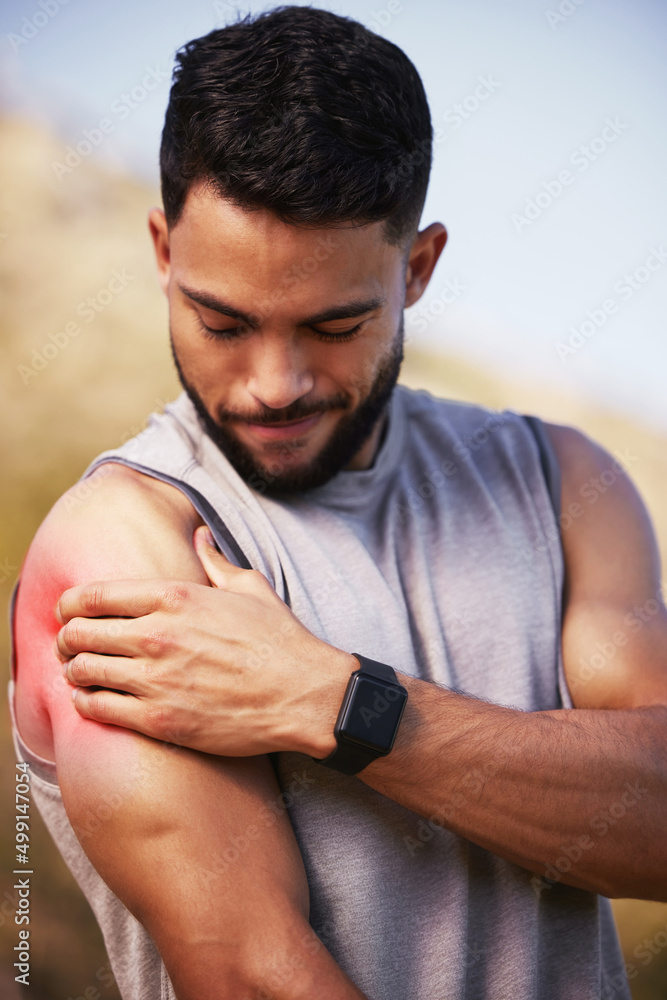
[315,654,406,775]
[315,735,381,775]
[351,654,398,685]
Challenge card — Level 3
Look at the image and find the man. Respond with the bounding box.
[11,6,667,999]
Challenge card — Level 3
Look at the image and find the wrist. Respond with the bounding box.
[286,645,357,758]
[313,655,409,775]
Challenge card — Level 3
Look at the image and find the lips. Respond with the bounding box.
[240,412,323,441]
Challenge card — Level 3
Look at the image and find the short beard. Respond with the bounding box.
[170,321,404,496]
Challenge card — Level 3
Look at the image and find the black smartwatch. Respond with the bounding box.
[314,654,408,775]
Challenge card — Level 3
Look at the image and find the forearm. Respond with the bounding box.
[357,676,667,900]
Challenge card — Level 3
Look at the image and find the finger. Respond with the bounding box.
[64,652,145,696]
[194,525,250,590]
[72,686,155,738]
[72,686,189,748]
[57,578,195,625]
[56,616,139,660]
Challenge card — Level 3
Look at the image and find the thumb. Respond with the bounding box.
[193,525,237,589]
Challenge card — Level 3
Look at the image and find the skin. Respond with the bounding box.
[59,188,667,902]
[17,184,667,1000]
[59,465,667,900]
[14,469,367,999]
[13,188,443,998]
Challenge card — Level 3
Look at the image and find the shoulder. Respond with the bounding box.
[13,464,205,756]
[543,421,652,540]
[396,386,544,479]
[543,421,667,708]
[27,463,203,585]
[543,418,660,598]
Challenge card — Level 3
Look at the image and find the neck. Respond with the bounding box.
[345,411,388,472]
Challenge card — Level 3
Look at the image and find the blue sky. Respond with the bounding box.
[2,0,667,428]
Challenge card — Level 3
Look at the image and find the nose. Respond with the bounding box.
[246,334,315,411]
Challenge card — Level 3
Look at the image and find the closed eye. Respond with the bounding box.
[195,316,249,341]
[197,315,366,343]
[311,322,364,343]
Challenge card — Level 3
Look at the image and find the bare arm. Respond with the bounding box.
[355,425,667,900]
[57,431,667,901]
[15,465,365,999]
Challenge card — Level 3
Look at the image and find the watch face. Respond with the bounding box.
[338,675,408,753]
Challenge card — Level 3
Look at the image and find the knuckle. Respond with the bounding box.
[62,619,84,652]
[164,715,195,748]
[142,628,173,658]
[68,654,83,683]
[144,703,172,736]
[143,700,192,747]
[81,583,107,616]
[161,582,190,612]
[85,690,108,720]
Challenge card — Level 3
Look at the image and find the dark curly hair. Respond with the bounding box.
[160,5,432,246]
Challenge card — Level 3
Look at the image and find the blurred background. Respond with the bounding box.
[1,0,666,997]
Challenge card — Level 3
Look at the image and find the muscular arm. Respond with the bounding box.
[57,430,667,902]
[14,464,365,1000]
[355,424,667,900]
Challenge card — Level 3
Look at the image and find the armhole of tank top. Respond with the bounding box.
[523,414,571,707]
[523,414,562,523]
[87,459,292,608]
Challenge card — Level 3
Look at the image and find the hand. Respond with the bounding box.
[56,526,353,757]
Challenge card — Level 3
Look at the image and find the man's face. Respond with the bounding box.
[152,185,418,495]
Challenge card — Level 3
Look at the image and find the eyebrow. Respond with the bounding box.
[179,284,386,328]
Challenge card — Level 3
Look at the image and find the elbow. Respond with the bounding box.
[166,922,340,1000]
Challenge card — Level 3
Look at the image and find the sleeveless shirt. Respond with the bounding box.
[9,385,630,1000]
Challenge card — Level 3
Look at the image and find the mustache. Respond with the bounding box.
[214,394,350,426]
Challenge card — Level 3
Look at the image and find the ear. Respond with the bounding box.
[148,207,170,298]
[404,223,447,308]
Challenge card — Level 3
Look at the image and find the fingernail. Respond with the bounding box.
[71,687,78,703]
[201,526,215,546]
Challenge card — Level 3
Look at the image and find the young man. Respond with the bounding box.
[12,7,667,999]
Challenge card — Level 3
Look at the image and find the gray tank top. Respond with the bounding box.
[9,385,629,999]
